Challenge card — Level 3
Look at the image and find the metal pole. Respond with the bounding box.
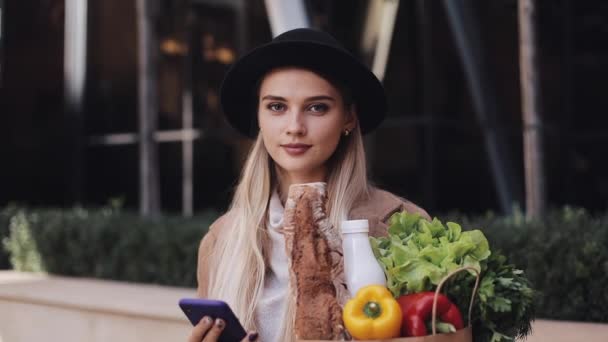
[360,0,400,178]
[64,0,88,205]
[0,0,4,85]
[371,0,400,82]
[235,0,248,54]
[182,15,195,217]
[518,0,546,218]
[136,0,161,218]
[264,0,309,36]
[561,0,574,199]
[442,0,521,215]
[416,0,435,210]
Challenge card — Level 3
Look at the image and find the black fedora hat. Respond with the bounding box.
[219,28,387,138]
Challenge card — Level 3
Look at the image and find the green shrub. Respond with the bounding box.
[3,210,44,272]
[0,205,19,269]
[444,207,608,323]
[1,205,218,287]
[1,205,607,323]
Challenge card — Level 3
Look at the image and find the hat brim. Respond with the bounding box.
[220,40,387,138]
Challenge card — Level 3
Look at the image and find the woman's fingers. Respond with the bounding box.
[202,318,225,342]
[189,317,256,342]
[241,331,259,341]
[188,316,213,342]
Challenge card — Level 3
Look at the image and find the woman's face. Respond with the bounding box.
[257,67,356,182]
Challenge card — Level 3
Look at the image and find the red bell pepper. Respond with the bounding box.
[397,292,464,337]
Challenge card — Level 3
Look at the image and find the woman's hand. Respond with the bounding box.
[188,316,258,342]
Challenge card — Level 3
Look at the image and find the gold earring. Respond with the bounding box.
[344,129,351,137]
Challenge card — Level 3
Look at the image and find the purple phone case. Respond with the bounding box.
[179,298,247,342]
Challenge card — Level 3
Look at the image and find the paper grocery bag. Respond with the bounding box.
[299,267,479,342]
[299,326,472,342]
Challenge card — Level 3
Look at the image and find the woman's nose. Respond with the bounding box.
[286,111,306,136]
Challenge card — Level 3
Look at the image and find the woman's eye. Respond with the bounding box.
[267,103,286,112]
[308,103,329,113]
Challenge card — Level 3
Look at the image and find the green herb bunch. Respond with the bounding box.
[371,212,536,342]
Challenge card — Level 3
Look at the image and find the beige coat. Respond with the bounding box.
[196,187,430,298]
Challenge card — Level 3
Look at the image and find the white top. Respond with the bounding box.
[255,190,289,342]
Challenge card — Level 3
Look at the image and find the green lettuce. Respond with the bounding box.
[371,213,491,297]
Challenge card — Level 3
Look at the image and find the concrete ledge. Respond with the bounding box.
[525,319,608,342]
[0,271,196,342]
[1,271,607,342]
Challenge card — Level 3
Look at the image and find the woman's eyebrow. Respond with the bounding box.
[261,95,286,101]
[305,95,335,102]
[261,95,336,102]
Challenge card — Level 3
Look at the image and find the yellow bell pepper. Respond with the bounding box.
[343,285,403,340]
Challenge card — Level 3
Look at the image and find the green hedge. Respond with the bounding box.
[0,206,17,269]
[443,207,608,323]
[1,205,607,323]
[1,205,218,287]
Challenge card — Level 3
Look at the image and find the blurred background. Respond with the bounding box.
[0,1,608,341]
[1,0,607,217]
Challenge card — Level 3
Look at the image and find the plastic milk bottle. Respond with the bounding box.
[341,219,387,297]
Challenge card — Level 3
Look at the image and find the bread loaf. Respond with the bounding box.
[282,183,347,340]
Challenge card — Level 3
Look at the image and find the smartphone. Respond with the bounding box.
[179,298,247,342]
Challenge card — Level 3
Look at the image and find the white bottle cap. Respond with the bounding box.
[341,219,369,234]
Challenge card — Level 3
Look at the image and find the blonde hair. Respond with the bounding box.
[206,111,370,341]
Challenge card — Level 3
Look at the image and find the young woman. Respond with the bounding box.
[189,28,429,342]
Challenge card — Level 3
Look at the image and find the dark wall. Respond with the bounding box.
[0,1,67,206]
[1,0,607,214]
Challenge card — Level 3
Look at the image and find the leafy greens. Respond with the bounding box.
[371,212,536,342]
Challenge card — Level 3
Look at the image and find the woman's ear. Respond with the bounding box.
[344,104,358,131]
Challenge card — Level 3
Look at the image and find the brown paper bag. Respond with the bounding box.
[299,266,480,342]
[300,327,472,342]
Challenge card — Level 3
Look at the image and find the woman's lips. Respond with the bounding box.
[281,143,312,156]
